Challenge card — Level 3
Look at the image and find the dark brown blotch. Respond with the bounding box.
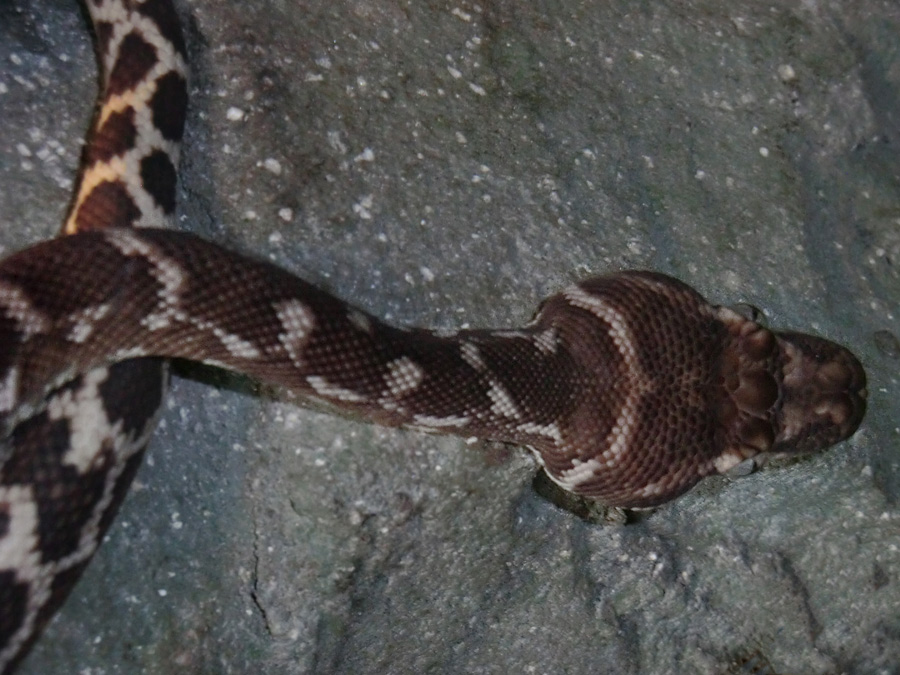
[140,150,178,213]
[0,569,29,664]
[98,358,167,437]
[74,180,141,230]
[150,71,188,142]
[96,446,148,537]
[107,31,158,97]
[92,19,115,69]
[138,0,187,57]
[85,106,137,165]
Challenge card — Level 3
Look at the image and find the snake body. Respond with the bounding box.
[0,1,867,672]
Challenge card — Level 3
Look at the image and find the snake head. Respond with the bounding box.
[527,272,867,508]
[772,330,867,452]
[714,308,867,474]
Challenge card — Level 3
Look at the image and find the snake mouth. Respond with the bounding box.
[771,330,867,454]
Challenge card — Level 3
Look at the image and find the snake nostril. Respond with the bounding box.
[820,391,867,432]
[821,395,851,426]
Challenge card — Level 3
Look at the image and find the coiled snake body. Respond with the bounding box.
[0,0,867,671]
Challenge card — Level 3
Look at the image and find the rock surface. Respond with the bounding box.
[1,1,898,673]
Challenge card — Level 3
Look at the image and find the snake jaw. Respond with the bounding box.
[713,308,867,474]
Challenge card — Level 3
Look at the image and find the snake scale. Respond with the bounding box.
[0,0,867,671]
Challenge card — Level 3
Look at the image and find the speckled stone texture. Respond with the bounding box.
[1,1,898,673]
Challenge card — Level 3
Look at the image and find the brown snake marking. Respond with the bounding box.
[0,0,867,671]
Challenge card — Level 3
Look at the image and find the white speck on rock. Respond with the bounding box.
[777,64,797,82]
[353,195,374,220]
[353,147,375,163]
[327,130,348,154]
[451,7,472,21]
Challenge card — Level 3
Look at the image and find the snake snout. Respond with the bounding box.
[774,331,867,454]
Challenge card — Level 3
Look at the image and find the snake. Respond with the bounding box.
[0,0,868,672]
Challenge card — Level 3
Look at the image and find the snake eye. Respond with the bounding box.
[728,302,767,325]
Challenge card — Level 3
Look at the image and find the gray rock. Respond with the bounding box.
[1,0,897,673]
